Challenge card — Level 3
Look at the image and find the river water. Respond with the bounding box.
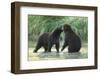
[28,44,88,61]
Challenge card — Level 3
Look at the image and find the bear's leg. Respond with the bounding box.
[48,43,53,52]
[68,47,73,53]
[55,42,59,53]
[43,46,48,53]
[68,47,78,53]
[33,45,41,53]
[61,42,68,51]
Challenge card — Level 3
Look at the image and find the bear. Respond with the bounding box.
[61,24,81,53]
[33,26,63,53]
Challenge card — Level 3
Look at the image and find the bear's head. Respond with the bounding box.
[52,26,63,35]
[63,24,72,32]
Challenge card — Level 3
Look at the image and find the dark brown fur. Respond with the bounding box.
[33,26,62,53]
[61,24,81,53]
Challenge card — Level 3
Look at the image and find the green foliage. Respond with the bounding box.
[28,15,88,47]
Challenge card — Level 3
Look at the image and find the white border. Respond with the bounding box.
[20,6,95,70]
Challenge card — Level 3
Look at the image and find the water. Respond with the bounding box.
[28,44,88,61]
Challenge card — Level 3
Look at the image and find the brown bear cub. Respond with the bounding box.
[33,26,63,53]
[61,24,81,53]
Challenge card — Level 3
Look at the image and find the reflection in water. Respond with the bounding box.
[28,45,88,61]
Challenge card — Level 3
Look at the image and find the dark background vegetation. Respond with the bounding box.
[28,15,88,48]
